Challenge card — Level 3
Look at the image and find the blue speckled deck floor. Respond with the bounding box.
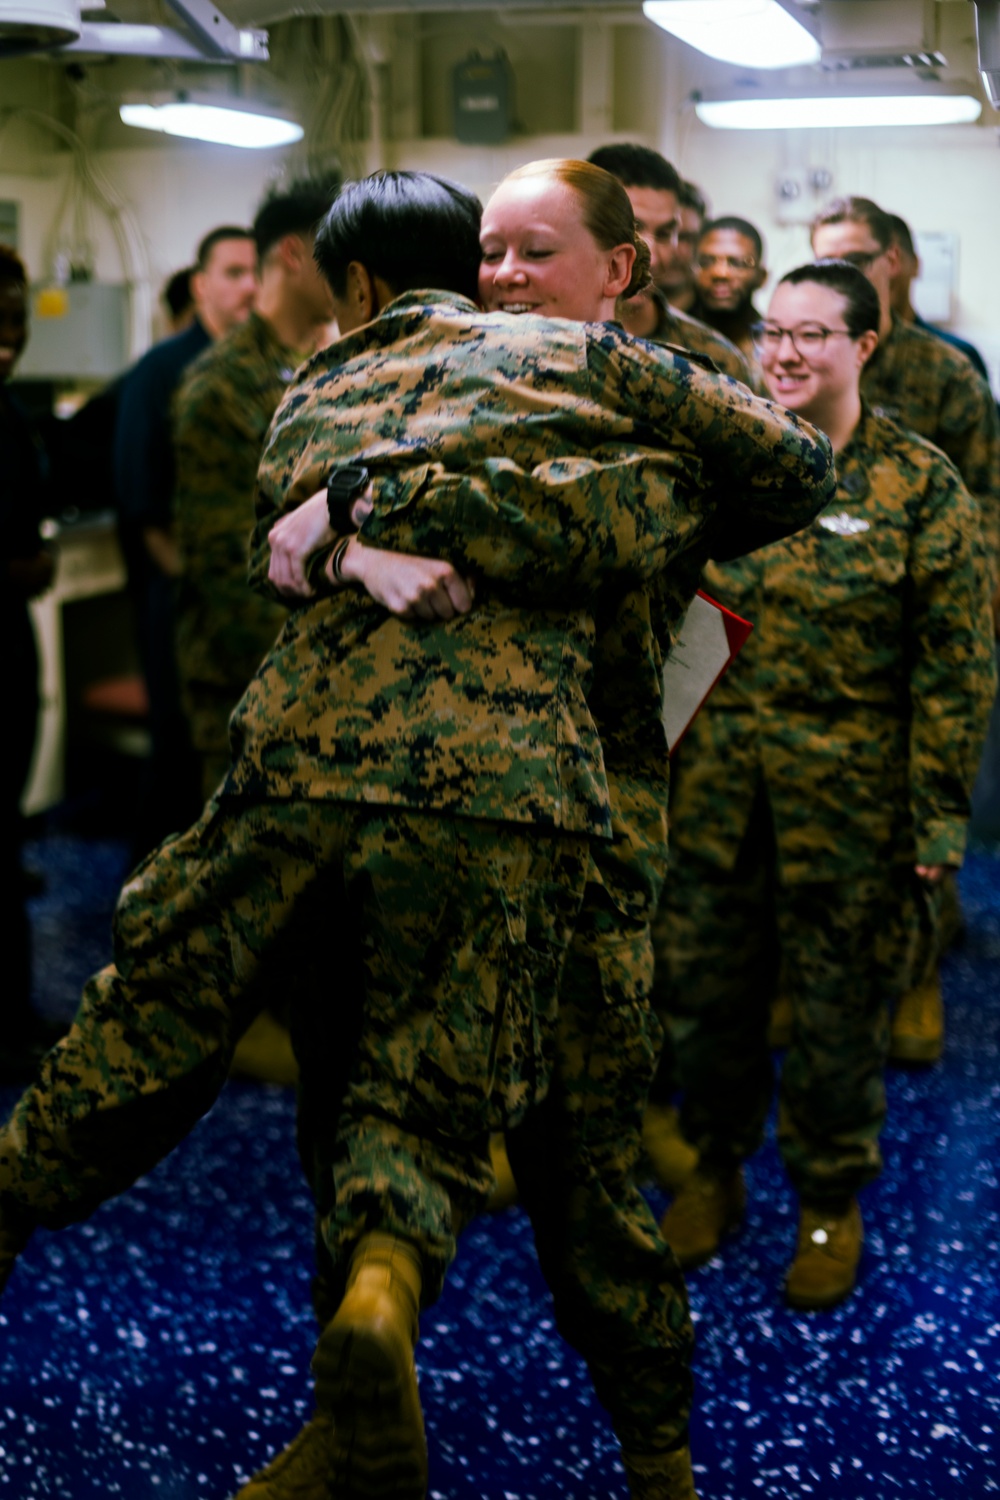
[3,827,998,1499]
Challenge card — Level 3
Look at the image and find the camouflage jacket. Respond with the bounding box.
[228,291,834,915]
[646,287,757,388]
[669,406,997,883]
[862,313,1000,579]
[173,311,303,753]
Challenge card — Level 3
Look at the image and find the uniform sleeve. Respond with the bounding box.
[174,361,284,622]
[357,451,706,603]
[356,341,834,598]
[599,333,837,549]
[934,363,1000,590]
[907,458,998,867]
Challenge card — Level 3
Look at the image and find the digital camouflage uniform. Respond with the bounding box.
[0,292,834,1462]
[862,312,1000,991]
[173,311,302,799]
[654,407,996,1204]
[279,306,830,1455]
[861,314,1000,568]
[645,286,756,388]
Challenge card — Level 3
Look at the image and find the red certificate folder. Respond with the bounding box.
[663,589,753,754]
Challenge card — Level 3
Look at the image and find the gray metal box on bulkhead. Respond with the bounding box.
[19,282,129,380]
[453,52,513,144]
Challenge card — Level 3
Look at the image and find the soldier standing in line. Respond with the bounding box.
[171,180,337,1085]
[173,181,337,804]
[654,260,995,1310]
[587,143,754,386]
[688,215,769,377]
[0,169,835,1500]
[114,223,258,858]
[811,196,1000,1063]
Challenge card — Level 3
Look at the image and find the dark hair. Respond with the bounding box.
[700,215,764,263]
[253,178,341,260]
[314,170,482,302]
[586,143,682,196]
[0,244,28,287]
[778,260,881,337]
[195,225,254,271]
[811,195,894,253]
[886,212,916,258]
[163,265,195,319]
[502,158,651,299]
[678,180,708,219]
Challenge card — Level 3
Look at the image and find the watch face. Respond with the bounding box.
[330,464,369,495]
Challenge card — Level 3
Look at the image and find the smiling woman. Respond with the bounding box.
[655,255,996,1312]
[478,157,650,323]
[755,258,880,453]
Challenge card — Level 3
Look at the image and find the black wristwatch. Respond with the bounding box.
[326,464,370,535]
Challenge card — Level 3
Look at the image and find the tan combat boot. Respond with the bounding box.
[230,1415,336,1500]
[660,1167,745,1270]
[641,1104,699,1194]
[785,1199,863,1310]
[889,973,944,1063]
[312,1232,426,1499]
[622,1444,700,1499]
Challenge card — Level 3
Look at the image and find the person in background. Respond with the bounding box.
[174,185,336,805]
[671,182,708,314]
[812,195,1000,1064]
[690,215,768,371]
[886,213,993,386]
[161,265,196,334]
[172,180,337,1086]
[114,225,257,860]
[655,259,995,1310]
[587,144,752,385]
[0,246,61,1080]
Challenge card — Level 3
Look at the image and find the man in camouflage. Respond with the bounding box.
[173,180,336,801]
[587,142,755,388]
[0,171,834,1498]
[812,195,1000,1061]
[654,267,995,1309]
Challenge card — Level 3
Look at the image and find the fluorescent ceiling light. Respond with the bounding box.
[642,0,820,69]
[120,96,302,149]
[695,94,983,129]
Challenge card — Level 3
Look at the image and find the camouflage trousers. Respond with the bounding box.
[508,893,694,1457]
[655,794,927,1205]
[0,794,589,1300]
[306,887,694,1458]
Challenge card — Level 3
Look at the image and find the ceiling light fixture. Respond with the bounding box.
[694,93,983,129]
[119,93,302,149]
[642,0,820,70]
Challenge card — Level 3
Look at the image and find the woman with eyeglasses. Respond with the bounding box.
[653,258,995,1310]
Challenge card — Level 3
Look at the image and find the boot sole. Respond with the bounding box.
[313,1318,427,1499]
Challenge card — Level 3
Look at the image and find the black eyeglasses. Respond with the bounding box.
[752,322,854,356]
